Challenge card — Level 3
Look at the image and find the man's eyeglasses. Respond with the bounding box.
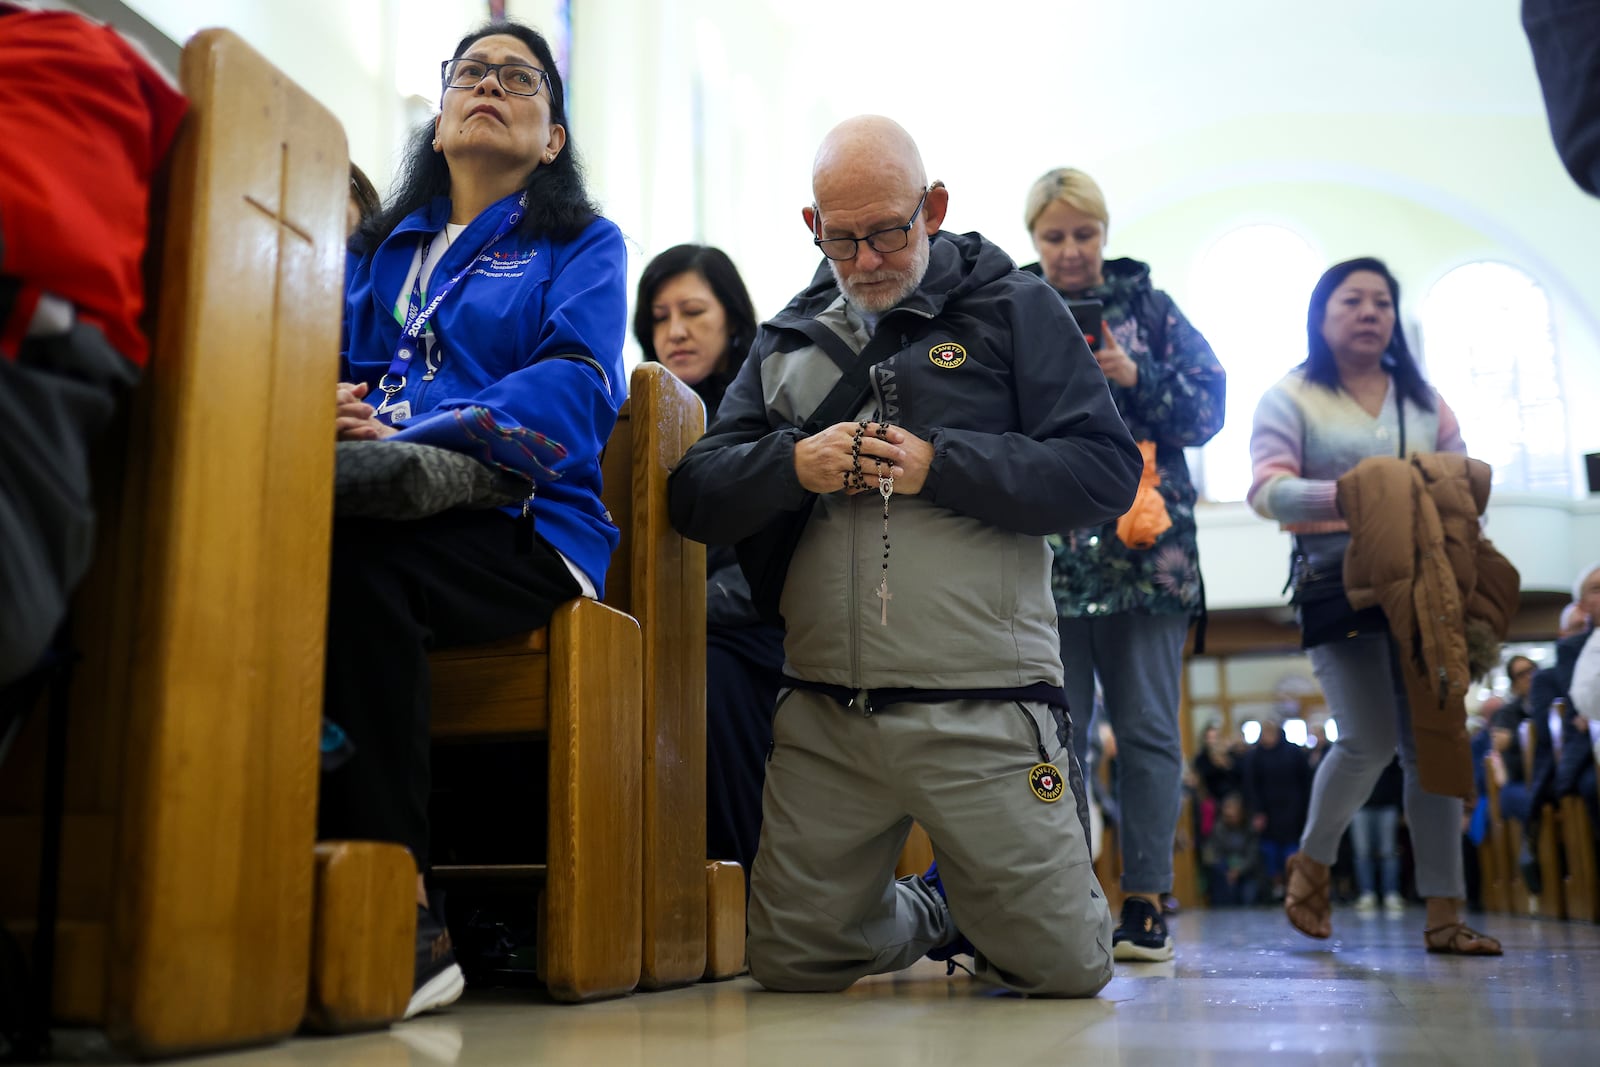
[441,58,551,98]
[813,188,929,262]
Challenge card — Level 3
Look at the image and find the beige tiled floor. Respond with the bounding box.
[83,907,1600,1065]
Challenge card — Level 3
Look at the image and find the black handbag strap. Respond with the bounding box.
[1395,383,1406,458]
[789,315,906,434]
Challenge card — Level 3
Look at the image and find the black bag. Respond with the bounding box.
[1290,555,1388,649]
[334,440,530,521]
[1288,383,1405,649]
[734,318,908,624]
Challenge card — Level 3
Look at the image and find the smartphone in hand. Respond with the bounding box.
[1067,299,1104,351]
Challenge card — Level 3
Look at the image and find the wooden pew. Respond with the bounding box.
[703,860,747,980]
[1518,741,1563,919]
[427,362,705,1000]
[0,28,345,1058]
[1480,755,1510,915]
[304,843,415,1032]
[1533,806,1565,919]
[1559,794,1597,923]
[893,822,936,879]
[604,363,709,990]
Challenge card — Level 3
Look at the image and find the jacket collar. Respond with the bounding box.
[766,230,1012,334]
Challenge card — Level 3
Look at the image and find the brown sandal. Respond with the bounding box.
[1423,922,1502,956]
[1284,853,1332,940]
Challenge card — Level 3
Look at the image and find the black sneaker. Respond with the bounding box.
[1112,896,1173,962]
[921,862,975,971]
[407,904,465,1019]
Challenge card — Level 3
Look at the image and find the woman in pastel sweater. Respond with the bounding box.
[1248,256,1499,956]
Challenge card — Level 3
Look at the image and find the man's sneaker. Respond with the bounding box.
[1382,892,1406,914]
[921,862,975,970]
[1112,896,1173,962]
[407,904,465,1019]
[1354,891,1379,913]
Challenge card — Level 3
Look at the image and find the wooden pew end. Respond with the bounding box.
[703,861,746,981]
[304,842,416,1033]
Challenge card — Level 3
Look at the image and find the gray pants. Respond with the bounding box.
[1300,634,1464,900]
[747,689,1113,997]
[1058,612,1189,894]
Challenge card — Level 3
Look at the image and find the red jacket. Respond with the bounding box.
[0,6,187,364]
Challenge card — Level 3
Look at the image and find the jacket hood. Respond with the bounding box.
[1020,256,1154,305]
[770,230,1018,330]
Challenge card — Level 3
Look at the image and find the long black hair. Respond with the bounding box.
[354,20,597,252]
[632,245,759,417]
[1303,257,1435,411]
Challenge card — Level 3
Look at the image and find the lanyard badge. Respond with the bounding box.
[374,194,527,425]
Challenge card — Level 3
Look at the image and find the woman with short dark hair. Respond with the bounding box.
[634,243,758,415]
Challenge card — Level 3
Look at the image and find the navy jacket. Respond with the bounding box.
[1524,0,1600,196]
[1528,631,1598,802]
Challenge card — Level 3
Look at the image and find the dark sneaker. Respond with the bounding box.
[407,904,465,1019]
[921,862,975,971]
[1519,841,1543,896]
[1112,896,1173,962]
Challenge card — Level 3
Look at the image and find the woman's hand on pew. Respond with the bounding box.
[336,381,397,441]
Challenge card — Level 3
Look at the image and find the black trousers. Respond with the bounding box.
[317,510,580,868]
[704,621,787,876]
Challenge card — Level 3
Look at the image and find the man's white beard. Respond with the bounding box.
[831,234,930,314]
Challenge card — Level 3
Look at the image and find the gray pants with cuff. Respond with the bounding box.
[1299,634,1464,899]
[747,689,1114,997]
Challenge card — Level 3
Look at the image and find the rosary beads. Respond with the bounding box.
[846,419,894,624]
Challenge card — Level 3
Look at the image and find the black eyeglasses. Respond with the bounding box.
[813,188,929,262]
[441,58,551,98]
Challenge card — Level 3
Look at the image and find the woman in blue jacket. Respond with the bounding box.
[319,20,627,1018]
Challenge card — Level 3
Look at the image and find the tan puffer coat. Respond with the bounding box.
[1336,453,1521,800]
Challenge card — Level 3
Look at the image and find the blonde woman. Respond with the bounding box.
[1023,167,1226,961]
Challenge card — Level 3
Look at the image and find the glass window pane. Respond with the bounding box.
[1421,262,1569,495]
[1186,225,1323,503]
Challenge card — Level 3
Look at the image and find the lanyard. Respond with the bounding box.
[375,194,526,422]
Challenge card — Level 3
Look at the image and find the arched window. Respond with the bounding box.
[1419,263,1569,495]
[1187,225,1323,503]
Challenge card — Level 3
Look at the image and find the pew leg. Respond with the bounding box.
[304,843,415,1033]
[543,602,642,1002]
[703,861,746,981]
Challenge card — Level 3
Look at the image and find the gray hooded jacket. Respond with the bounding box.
[668,230,1140,691]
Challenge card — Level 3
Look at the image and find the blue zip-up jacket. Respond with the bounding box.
[342,193,626,595]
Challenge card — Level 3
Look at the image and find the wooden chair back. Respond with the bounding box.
[0,28,345,1058]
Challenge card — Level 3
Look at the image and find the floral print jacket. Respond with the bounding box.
[1022,257,1226,618]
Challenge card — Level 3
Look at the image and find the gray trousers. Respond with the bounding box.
[1058,612,1189,894]
[1300,634,1464,900]
[747,689,1114,997]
